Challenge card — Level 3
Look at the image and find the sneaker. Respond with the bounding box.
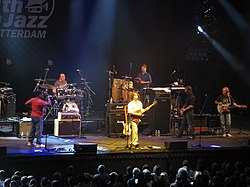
[223,134,227,137]
[27,142,33,147]
[226,134,232,137]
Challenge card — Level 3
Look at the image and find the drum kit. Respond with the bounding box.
[111,76,134,102]
[34,78,86,116]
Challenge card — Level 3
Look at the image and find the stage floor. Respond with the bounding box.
[1,127,250,157]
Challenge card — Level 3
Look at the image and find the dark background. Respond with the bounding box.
[0,0,249,117]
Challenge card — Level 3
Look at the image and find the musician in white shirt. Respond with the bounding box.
[127,92,143,147]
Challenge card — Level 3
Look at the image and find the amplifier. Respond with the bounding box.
[152,88,171,99]
[54,119,81,137]
[58,112,81,120]
[18,120,32,138]
[107,103,127,112]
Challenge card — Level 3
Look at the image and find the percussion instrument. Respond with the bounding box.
[62,101,79,113]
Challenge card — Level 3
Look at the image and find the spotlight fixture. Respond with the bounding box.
[197,25,204,33]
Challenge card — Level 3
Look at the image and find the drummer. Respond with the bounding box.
[52,73,68,94]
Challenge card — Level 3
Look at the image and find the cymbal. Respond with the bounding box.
[39,84,55,89]
[121,75,132,79]
[34,78,44,82]
[67,83,77,86]
[46,78,57,81]
[80,82,91,84]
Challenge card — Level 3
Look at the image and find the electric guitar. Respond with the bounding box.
[123,105,131,136]
[217,103,247,114]
[129,100,158,123]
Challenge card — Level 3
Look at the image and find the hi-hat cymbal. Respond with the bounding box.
[34,78,44,82]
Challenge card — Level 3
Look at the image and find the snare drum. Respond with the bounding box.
[62,102,79,113]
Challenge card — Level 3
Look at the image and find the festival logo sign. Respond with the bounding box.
[0,0,55,39]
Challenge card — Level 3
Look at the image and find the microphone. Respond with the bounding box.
[77,69,82,72]
[171,70,176,75]
[45,68,49,71]
[112,65,117,74]
[130,62,133,69]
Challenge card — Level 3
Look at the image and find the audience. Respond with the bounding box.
[0,160,250,187]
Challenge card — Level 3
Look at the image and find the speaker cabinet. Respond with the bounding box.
[148,98,171,135]
[74,143,97,154]
[0,94,16,118]
[54,119,81,137]
[106,112,125,135]
[164,141,188,150]
[18,121,32,138]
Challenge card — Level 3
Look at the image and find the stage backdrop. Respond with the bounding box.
[0,0,249,116]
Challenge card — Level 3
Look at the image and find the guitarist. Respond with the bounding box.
[215,87,242,137]
[177,86,196,140]
[127,92,145,147]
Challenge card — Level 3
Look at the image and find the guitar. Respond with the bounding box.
[217,103,247,114]
[179,106,193,116]
[123,105,131,136]
[129,100,158,123]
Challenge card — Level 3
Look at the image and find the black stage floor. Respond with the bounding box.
[1,127,249,156]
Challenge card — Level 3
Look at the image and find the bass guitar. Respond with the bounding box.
[217,103,247,114]
[123,105,131,136]
[130,100,158,123]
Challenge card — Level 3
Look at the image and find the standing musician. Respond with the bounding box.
[53,73,67,94]
[25,90,51,148]
[127,92,144,147]
[177,86,196,140]
[135,64,152,90]
[127,92,156,147]
[215,87,246,137]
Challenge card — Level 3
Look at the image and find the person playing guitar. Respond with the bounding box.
[127,92,157,147]
[215,87,247,137]
[177,86,196,139]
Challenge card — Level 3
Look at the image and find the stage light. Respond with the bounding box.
[197,25,204,33]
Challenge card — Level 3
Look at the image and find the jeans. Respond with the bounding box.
[178,110,195,137]
[220,113,231,134]
[28,116,43,144]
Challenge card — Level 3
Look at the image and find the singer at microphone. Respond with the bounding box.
[135,64,152,90]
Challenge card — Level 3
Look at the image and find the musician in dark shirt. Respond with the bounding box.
[215,87,242,137]
[135,64,152,90]
[177,86,196,139]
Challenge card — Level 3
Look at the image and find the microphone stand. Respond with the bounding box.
[77,70,96,117]
[193,94,208,147]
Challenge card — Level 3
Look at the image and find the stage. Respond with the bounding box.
[0,116,250,178]
[1,128,250,156]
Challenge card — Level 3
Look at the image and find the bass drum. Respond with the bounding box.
[62,102,79,113]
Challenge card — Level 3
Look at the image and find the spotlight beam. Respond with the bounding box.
[199,29,250,85]
[218,0,250,34]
